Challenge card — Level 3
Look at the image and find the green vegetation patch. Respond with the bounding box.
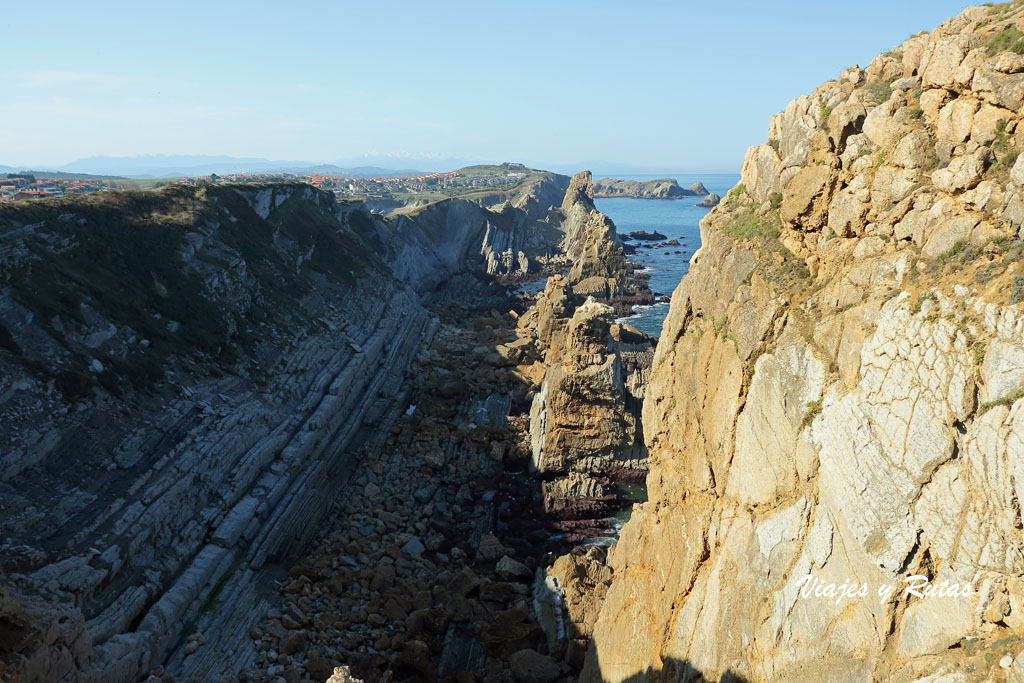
[0,182,389,398]
[861,78,893,105]
[716,193,810,291]
[1012,274,1024,304]
[720,206,780,242]
[801,400,823,431]
[914,291,937,313]
[979,389,1024,414]
[986,24,1024,54]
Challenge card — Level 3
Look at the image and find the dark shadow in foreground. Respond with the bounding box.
[598,657,748,683]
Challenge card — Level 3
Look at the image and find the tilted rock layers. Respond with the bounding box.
[0,183,567,681]
[585,5,1024,682]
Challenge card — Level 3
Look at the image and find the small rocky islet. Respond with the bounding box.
[591,177,709,200]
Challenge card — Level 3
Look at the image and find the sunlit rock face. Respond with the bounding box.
[582,5,1024,681]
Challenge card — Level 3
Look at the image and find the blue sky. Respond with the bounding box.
[1,0,975,173]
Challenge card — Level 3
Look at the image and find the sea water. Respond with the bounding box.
[595,172,741,337]
[585,173,739,543]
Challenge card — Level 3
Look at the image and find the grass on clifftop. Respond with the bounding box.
[0,182,384,398]
[986,0,1024,19]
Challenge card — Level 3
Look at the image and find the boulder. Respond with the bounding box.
[495,556,532,581]
[508,649,560,683]
[931,151,988,194]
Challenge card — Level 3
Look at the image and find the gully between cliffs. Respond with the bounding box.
[0,172,654,683]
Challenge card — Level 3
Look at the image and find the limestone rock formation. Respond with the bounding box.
[583,5,1024,681]
[530,297,633,475]
[688,181,710,195]
[534,547,613,667]
[506,173,656,529]
[560,172,631,300]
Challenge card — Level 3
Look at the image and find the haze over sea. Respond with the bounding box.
[595,172,742,337]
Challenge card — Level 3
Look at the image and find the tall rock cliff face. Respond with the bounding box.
[389,196,564,280]
[0,183,566,682]
[585,5,1024,681]
[511,172,654,521]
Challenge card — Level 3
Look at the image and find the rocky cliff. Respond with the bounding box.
[583,5,1024,681]
[0,182,569,682]
[519,173,654,519]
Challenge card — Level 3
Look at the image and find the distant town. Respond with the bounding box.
[0,164,535,203]
[0,174,107,201]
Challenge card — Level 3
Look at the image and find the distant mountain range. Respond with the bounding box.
[0,155,434,179]
[0,154,704,180]
[0,167,128,180]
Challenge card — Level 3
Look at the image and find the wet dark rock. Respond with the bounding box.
[627,230,667,241]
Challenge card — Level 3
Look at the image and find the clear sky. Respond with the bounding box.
[1,0,976,173]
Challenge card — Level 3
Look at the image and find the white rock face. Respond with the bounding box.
[931,151,986,193]
[1011,153,1024,187]
[726,342,824,505]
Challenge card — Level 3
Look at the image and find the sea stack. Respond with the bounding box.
[696,192,721,207]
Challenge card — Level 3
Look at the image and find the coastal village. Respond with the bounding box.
[0,166,534,203]
[0,175,106,201]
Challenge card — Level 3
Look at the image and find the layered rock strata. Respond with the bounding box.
[0,182,567,682]
[184,172,657,682]
[583,5,1024,681]
[216,289,561,683]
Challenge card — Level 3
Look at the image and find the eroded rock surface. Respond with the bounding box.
[583,5,1024,681]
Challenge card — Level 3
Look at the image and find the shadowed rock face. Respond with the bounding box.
[0,182,574,682]
[0,165,658,681]
[582,5,1024,682]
